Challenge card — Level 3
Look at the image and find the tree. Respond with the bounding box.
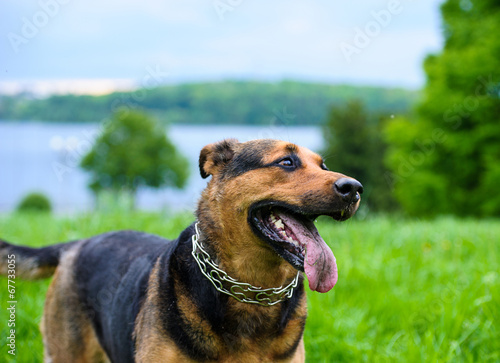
[80,110,189,206]
[321,100,397,212]
[384,0,500,216]
[0,82,418,125]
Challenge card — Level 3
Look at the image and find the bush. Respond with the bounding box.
[17,192,52,213]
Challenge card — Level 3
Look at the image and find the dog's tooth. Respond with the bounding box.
[274,219,284,230]
[288,237,300,247]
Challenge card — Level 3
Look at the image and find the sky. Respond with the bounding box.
[0,0,444,95]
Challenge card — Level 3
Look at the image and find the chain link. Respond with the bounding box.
[191,223,300,306]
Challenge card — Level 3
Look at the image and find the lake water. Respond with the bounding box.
[0,122,323,213]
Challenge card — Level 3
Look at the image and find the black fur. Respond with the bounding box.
[74,231,176,363]
[70,224,306,362]
[158,225,225,361]
[0,138,363,362]
[158,225,305,361]
[199,139,238,179]
[0,239,78,275]
[223,141,302,179]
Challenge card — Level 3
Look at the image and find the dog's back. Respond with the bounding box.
[0,230,182,363]
[73,230,179,362]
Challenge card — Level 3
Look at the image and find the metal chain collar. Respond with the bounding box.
[191,223,300,307]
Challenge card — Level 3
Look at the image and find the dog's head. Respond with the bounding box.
[197,139,362,293]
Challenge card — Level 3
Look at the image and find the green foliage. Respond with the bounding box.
[321,100,397,212]
[384,0,500,217]
[1,213,499,362]
[16,192,52,213]
[0,81,418,125]
[305,216,500,362]
[80,110,189,200]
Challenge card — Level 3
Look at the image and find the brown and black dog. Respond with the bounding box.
[0,139,362,362]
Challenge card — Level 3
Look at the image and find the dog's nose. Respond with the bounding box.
[334,178,363,203]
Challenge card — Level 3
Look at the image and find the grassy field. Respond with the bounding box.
[0,212,499,362]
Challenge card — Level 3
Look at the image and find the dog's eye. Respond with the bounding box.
[321,163,329,171]
[278,157,294,168]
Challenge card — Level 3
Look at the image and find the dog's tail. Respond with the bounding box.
[0,239,79,280]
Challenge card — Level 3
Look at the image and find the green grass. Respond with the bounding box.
[1,213,499,362]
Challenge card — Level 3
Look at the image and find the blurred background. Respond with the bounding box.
[1,1,500,361]
[1,0,450,215]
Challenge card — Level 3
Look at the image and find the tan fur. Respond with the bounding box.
[5,139,360,362]
[134,260,186,362]
[0,250,56,279]
[135,140,353,361]
[198,141,349,288]
[42,243,109,363]
[291,339,305,363]
[174,276,222,352]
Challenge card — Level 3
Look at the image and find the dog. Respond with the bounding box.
[0,139,362,362]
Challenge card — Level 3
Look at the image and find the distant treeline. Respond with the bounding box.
[0,81,418,125]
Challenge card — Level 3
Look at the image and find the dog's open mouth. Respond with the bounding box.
[249,202,342,293]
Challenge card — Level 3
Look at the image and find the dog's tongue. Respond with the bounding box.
[276,211,338,293]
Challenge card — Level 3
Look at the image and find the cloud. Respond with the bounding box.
[1,0,444,92]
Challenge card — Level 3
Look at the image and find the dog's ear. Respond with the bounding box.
[199,139,239,179]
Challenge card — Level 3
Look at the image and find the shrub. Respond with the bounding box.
[17,192,52,213]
